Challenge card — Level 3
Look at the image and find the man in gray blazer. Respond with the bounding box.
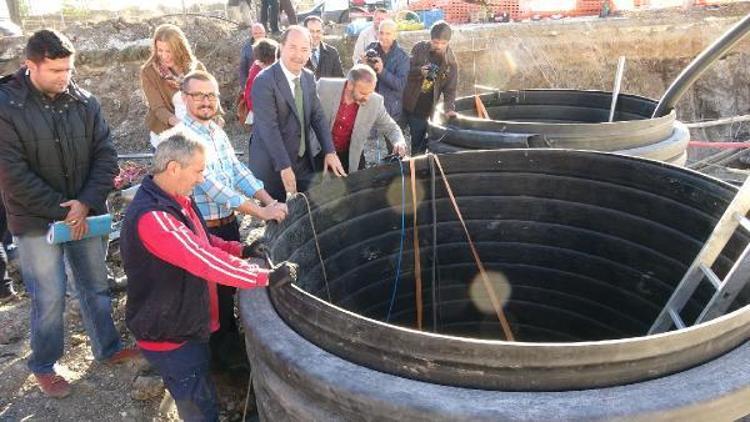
[317,65,406,173]
[250,25,345,201]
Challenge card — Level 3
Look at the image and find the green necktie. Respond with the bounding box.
[294,77,305,157]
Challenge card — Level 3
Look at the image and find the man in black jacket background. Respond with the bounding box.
[304,16,344,80]
[0,29,138,398]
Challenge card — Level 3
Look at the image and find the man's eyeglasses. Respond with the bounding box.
[184,91,219,102]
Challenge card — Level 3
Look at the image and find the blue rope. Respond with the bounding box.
[386,160,406,322]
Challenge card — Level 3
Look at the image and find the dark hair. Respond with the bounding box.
[253,38,279,65]
[303,15,323,27]
[25,29,76,63]
[180,70,218,92]
[430,20,453,41]
[374,8,388,14]
[279,25,311,46]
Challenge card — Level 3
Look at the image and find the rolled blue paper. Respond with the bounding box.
[46,214,113,244]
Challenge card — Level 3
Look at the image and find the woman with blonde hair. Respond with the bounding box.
[141,24,206,147]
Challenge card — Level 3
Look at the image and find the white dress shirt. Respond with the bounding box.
[279,60,300,99]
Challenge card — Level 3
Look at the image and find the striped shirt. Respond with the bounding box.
[180,115,264,221]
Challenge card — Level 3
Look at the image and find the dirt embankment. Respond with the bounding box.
[2,3,750,156]
[1,15,251,155]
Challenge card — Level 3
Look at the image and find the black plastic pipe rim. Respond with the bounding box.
[257,149,750,392]
[428,90,689,165]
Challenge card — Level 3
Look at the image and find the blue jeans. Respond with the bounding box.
[16,234,121,374]
[142,342,219,422]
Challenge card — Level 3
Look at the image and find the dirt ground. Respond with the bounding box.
[3,2,750,421]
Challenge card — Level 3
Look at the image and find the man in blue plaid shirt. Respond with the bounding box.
[172,70,287,372]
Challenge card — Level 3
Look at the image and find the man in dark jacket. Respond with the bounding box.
[238,23,267,90]
[402,20,458,154]
[0,29,138,398]
[249,26,346,202]
[364,19,409,123]
[122,131,295,421]
[364,19,409,157]
[304,16,344,80]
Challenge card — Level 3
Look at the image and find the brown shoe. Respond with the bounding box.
[105,347,141,365]
[34,373,71,398]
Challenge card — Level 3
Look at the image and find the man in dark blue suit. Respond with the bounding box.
[249,25,346,202]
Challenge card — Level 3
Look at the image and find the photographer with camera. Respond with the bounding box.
[402,20,458,155]
[363,19,409,125]
[353,8,389,65]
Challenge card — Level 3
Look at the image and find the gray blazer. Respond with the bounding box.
[249,62,334,197]
[317,78,404,173]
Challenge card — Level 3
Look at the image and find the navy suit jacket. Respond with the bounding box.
[249,62,334,198]
[305,42,344,80]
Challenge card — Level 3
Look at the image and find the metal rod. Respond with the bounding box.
[474,84,498,92]
[609,56,626,123]
[653,12,750,117]
[686,114,750,129]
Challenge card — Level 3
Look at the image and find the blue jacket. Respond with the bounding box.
[366,40,410,121]
[239,37,255,88]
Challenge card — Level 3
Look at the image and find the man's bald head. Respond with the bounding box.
[250,22,266,40]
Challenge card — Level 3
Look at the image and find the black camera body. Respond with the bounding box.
[425,63,440,81]
[365,49,380,67]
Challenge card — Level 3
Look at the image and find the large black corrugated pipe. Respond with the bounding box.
[653,12,750,117]
[428,90,689,165]
[240,150,750,420]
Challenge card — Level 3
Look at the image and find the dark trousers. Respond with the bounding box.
[260,0,280,32]
[266,154,316,203]
[279,0,297,24]
[405,111,430,155]
[0,193,9,284]
[336,150,365,173]
[206,218,246,369]
[142,341,218,422]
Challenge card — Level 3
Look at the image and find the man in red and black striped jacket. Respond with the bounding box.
[120,131,295,422]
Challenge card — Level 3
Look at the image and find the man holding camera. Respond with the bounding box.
[353,8,389,65]
[402,20,458,155]
[364,19,409,125]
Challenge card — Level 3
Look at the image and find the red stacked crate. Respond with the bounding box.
[410,0,481,24]
[574,0,603,15]
[409,0,439,11]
